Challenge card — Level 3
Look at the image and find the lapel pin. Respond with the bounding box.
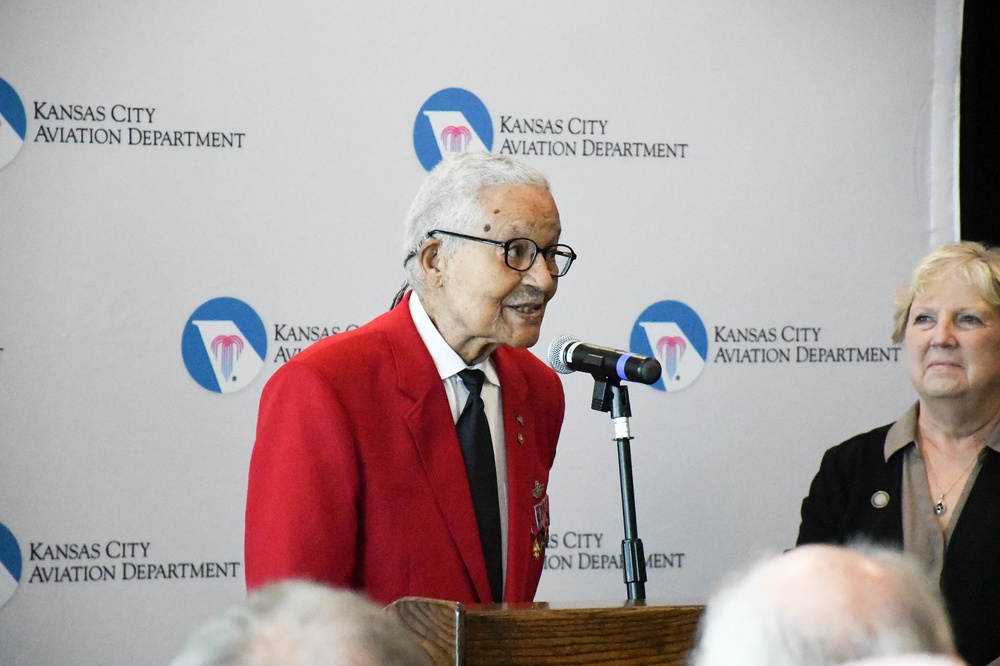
[871,491,890,509]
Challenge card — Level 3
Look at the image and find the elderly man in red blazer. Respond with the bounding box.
[245,152,574,606]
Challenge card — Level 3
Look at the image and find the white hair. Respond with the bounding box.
[170,580,431,666]
[688,545,956,666]
[401,151,550,293]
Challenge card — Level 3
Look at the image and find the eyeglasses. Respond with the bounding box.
[427,229,577,277]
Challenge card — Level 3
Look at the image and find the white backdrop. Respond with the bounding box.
[0,1,962,663]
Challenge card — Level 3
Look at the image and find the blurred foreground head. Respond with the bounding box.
[171,580,431,666]
[689,544,956,666]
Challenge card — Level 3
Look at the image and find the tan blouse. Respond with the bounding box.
[885,404,1000,584]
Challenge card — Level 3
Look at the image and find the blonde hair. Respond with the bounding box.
[891,241,1000,344]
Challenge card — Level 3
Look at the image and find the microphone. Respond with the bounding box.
[547,334,662,385]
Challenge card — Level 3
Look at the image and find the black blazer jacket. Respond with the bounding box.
[797,423,1000,666]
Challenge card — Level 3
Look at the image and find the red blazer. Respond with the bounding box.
[244,293,565,605]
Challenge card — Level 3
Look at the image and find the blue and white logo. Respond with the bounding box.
[0,78,27,170]
[630,300,708,392]
[413,88,493,171]
[181,297,267,393]
[0,522,21,610]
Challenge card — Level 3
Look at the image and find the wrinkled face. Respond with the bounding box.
[429,184,561,363]
[904,274,1000,404]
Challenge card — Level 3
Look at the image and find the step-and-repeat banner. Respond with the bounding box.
[0,1,962,663]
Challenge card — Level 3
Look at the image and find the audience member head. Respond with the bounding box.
[170,580,431,666]
[688,544,956,666]
[892,241,1000,344]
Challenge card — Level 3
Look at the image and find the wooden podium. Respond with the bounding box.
[386,597,703,665]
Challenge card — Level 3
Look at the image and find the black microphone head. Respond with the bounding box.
[546,334,578,374]
[634,357,662,384]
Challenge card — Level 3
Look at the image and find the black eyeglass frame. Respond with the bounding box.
[426,229,577,277]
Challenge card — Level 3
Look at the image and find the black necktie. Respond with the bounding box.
[456,369,503,603]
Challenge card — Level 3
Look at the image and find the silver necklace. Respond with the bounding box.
[927,451,981,516]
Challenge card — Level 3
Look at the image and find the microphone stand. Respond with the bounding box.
[591,378,647,601]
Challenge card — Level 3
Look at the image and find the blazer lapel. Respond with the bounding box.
[494,348,538,602]
[387,300,494,602]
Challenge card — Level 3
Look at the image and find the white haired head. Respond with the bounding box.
[689,544,956,666]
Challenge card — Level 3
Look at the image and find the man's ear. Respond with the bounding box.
[419,238,444,288]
